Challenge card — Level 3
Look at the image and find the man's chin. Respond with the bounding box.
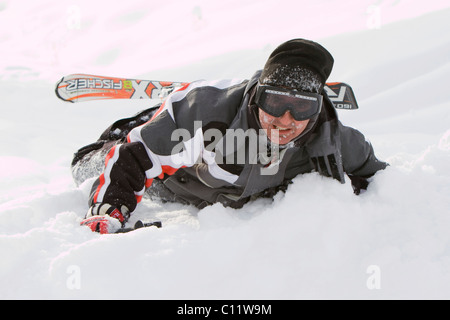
[268,134,296,146]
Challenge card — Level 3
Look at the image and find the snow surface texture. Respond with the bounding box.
[1,0,450,299]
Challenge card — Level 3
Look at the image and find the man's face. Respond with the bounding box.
[258,108,310,145]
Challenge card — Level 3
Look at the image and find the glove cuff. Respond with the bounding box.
[86,203,129,225]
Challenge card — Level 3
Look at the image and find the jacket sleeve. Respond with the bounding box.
[87,78,249,213]
[87,81,206,213]
[339,121,388,178]
[88,141,153,212]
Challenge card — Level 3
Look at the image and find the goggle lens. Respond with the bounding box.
[255,85,323,121]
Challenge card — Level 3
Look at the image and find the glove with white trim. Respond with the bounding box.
[80,203,129,234]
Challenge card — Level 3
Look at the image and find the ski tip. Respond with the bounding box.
[55,76,74,103]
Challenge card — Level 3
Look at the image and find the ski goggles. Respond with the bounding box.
[255,84,323,121]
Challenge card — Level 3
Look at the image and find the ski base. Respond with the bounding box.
[55,74,188,103]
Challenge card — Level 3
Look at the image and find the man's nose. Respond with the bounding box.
[276,111,295,125]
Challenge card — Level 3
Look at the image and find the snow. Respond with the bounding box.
[1,0,450,299]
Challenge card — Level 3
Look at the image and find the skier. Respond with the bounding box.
[72,38,388,234]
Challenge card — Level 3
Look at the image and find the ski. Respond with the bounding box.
[324,82,359,110]
[55,74,189,103]
[55,74,358,110]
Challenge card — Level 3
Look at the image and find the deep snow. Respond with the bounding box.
[0,0,450,299]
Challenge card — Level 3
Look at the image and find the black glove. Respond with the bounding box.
[348,175,369,195]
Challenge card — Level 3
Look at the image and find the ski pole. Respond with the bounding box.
[115,220,162,233]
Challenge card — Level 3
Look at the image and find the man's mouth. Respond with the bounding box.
[272,125,292,132]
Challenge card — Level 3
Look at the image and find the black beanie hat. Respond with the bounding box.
[259,39,334,93]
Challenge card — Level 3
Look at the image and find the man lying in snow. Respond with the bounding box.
[72,38,388,234]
